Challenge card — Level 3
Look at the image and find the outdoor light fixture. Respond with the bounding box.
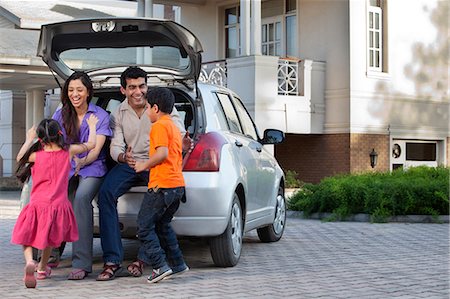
[370,148,378,168]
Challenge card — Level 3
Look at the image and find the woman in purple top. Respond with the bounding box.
[52,71,112,280]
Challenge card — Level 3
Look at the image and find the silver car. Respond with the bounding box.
[38,18,286,267]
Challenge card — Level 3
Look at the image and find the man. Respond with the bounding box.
[96,66,187,281]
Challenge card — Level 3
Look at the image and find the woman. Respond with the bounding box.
[52,71,112,280]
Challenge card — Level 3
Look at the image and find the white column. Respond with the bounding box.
[251,0,262,55]
[25,91,34,129]
[32,90,45,125]
[144,0,153,17]
[240,0,251,56]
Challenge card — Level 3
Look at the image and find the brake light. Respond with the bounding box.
[183,132,227,172]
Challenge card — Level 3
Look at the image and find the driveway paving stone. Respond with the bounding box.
[0,212,448,298]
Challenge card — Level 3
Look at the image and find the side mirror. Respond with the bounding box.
[261,129,285,145]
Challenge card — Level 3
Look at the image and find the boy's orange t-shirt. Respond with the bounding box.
[148,114,185,189]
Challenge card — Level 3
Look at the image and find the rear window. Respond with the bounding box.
[59,46,189,71]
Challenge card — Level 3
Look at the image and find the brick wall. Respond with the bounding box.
[350,134,390,173]
[275,134,350,183]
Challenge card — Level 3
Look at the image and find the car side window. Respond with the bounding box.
[231,96,259,140]
[215,93,243,134]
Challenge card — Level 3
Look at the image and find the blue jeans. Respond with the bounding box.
[97,163,149,265]
[137,187,186,270]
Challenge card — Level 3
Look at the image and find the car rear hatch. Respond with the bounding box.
[37,18,203,88]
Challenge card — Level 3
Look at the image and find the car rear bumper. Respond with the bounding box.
[94,172,237,238]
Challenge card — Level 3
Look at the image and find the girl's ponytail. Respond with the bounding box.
[15,141,42,183]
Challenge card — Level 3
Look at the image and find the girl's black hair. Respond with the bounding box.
[15,119,67,183]
[61,71,93,143]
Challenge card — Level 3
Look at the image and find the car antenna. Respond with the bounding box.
[49,68,62,89]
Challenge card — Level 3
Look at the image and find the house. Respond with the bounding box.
[0,0,448,183]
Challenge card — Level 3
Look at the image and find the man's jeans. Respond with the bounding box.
[137,187,186,271]
[97,163,148,265]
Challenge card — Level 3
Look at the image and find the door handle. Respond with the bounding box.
[256,147,262,152]
[235,140,243,147]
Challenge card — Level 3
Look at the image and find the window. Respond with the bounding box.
[231,96,259,140]
[367,0,388,73]
[261,0,297,57]
[225,6,240,58]
[223,1,296,58]
[215,93,242,134]
[262,19,282,56]
[406,143,436,161]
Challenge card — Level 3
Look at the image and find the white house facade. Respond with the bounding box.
[0,0,448,183]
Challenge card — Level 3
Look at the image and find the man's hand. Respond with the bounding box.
[123,146,136,167]
[182,132,194,153]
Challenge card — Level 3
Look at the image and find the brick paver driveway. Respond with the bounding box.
[0,217,448,298]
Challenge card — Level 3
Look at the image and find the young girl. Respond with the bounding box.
[11,115,98,288]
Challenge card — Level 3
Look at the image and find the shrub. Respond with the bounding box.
[285,170,303,188]
[288,166,449,222]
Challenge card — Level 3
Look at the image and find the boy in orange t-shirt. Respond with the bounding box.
[129,87,188,283]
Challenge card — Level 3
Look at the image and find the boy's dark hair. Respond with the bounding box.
[15,119,67,183]
[146,87,175,114]
[120,66,148,89]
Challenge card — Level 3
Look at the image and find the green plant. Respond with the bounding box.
[288,166,449,221]
[285,170,302,188]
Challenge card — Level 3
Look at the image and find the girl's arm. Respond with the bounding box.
[17,126,37,162]
[69,114,99,158]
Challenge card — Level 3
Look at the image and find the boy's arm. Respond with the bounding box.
[134,146,168,173]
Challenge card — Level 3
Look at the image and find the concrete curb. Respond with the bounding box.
[287,211,449,223]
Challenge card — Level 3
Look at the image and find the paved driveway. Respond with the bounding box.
[0,217,448,298]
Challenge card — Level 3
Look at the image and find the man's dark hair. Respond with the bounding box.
[120,66,147,88]
[146,87,175,114]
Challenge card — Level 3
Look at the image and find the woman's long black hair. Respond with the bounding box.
[61,71,93,143]
[15,119,67,182]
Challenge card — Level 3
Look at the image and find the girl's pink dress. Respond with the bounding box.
[11,149,78,249]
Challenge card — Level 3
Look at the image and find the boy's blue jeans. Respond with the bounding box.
[137,187,186,271]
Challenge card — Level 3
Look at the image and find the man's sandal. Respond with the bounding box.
[68,268,88,280]
[127,260,145,277]
[96,264,122,281]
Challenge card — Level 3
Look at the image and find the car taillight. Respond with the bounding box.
[183,132,226,172]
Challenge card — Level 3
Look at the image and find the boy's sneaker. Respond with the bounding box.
[164,265,189,280]
[147,265,173,283]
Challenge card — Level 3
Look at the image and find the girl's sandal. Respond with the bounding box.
[36,266,51,280]
[23,261,37,288]
[127,260,145,277]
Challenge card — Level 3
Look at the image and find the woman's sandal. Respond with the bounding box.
[36,266,51,280]
[96,264,122,281]
[68,268,88,280]
[127,260,145,277]
[23,261,37,288]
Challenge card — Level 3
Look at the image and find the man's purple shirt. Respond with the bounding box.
[53,103,112,178]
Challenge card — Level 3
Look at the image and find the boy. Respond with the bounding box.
[130,87,188,283]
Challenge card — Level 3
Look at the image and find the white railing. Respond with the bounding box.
[199,60,227,87]
[277,57,301,96]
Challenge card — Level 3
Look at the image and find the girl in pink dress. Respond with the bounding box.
[11,115,98,288]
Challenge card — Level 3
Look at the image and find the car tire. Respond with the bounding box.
[209,193,243,267]
[257,187,286,242]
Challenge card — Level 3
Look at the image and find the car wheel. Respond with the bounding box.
[257,187,286,242]
[209,193,243,267]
